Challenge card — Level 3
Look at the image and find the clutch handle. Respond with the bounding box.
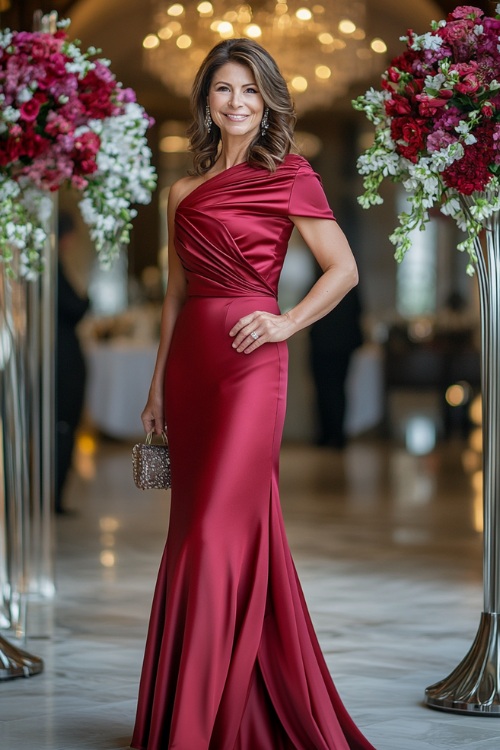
[146,430,168,445]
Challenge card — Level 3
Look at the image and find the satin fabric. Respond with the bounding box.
[131,154,375,750]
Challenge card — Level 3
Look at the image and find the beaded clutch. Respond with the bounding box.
[132,431,171,490]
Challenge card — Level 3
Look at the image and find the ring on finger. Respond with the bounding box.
[250,331,259,341]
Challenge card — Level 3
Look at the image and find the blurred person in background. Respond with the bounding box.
[310,284,363,449]
[55,212,89,515]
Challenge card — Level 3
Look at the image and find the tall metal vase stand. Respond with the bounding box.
[425,199,500,714]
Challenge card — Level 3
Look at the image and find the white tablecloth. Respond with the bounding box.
[345,344,384,436]
[85,339,158,439]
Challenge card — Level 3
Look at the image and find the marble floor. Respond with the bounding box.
[1,432,499,750]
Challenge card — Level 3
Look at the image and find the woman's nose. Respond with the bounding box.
[229,91,242,107]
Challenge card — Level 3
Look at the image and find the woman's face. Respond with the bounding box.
[208,61,265,142]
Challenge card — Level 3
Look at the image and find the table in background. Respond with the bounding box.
[85,339,158,440]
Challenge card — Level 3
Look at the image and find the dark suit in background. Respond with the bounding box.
[56,216,89,513]
[309,286,363,448]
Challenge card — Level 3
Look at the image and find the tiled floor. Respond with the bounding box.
[1,435,499,749]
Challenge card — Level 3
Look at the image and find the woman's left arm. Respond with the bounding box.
[230,217,358,353]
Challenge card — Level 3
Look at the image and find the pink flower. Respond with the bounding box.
[449,6,484,21]
[438,17,480,62]
[478,19,500,58]
[93,61,115,85]
[71,174,89,190]
[45,112,73,136]
[435,106,462,130]
[116,87,136,104]
[426,129,457,152]
[59,99,86,125]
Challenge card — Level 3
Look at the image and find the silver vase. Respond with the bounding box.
[0,252,44,680]
[425,197,500,714]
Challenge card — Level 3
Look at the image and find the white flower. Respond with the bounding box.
[0,30,13,47]
[455,120,470,135]
[2,106,20,122]
[17,88,33,103]
[363,88,389,106]
[0,177,20,200]
[429,142,464,171]
[440,195,461,216]
[410,32,443,52]
[425,73,446,91]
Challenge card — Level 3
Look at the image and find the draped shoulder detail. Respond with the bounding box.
[287,155,335,220]
[173,153,335,299]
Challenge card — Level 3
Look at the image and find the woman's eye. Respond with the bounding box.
[215,85,229,92]
[245,88,258,94]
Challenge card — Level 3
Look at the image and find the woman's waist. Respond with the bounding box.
[178,295,280,334]
[184,272,277,299]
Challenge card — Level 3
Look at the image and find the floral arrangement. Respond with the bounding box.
[0,19,156,277]
[353,4,500,274]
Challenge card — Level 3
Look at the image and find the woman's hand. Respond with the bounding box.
[229,310,295,353]
[141,387,165,435]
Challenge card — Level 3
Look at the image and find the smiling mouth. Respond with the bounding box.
[224,114,249,121]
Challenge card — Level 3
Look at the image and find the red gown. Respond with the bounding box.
[131,154,375,750]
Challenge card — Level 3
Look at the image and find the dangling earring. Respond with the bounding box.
[205,104,212,133]
[261,107,269,137]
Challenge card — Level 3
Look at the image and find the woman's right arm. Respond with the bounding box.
[141,182,187,435]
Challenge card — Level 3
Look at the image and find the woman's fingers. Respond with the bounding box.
[229,311,292,353]
[141,400,165,435]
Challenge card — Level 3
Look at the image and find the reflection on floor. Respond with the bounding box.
[2,435,499,750]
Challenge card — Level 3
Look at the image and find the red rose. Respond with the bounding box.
[482,103,495,119]
[391,117,429,162]
[405,78,425,97]
[416,93,451,117]
[455,73,480,95]
[79,70,116,119]
[73,131,101,173]
[6,137,23,162]
[78,158,98,175]
[30,40,47,60]
[387,67,401,83]
[20,130,48,160]
[385,94,412,116]
[19,98,41,122]
[74,131,100,157]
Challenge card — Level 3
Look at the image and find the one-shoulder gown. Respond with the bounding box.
[131,154,375,750]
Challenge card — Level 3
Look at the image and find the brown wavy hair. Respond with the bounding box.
[187,38,297,175]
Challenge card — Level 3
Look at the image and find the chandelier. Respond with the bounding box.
[143,1,387,113]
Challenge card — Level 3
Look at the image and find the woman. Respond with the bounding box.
[131,38,375,750]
